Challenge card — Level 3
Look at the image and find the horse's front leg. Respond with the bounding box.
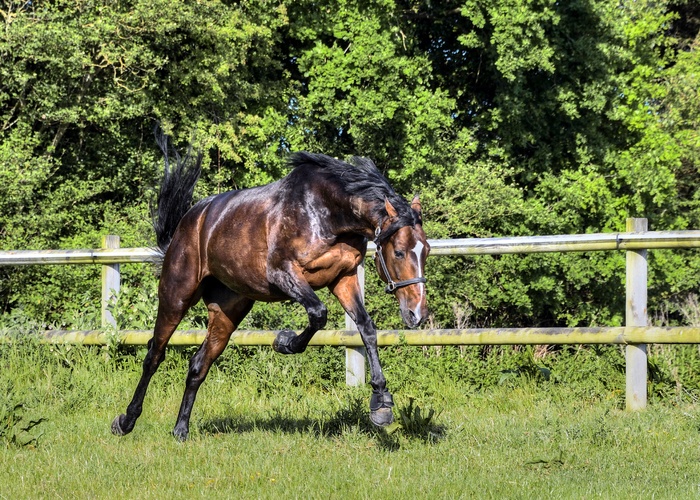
[330,274,394,427]
[268,264,327,355]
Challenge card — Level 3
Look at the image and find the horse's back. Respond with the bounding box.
[164,168,365,301]
[192,183,285,297]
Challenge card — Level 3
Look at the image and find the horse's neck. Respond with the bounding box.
[313,184,383,239]
[344,196,384,238]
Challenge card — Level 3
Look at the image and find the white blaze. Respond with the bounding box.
[411,240,425,319]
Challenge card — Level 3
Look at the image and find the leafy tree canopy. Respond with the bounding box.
[1,0,698,329]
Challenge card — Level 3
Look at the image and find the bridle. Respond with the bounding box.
[373,226,427,294]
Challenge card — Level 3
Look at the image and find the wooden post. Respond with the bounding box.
[345,261,366,386]
[101,235,120,329]
[625,218,647,410]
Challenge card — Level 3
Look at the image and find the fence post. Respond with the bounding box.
[625,218,647,410]
[345,261,366,386]
[101,235,120,329]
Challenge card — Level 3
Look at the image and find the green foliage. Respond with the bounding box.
[1,0,700,331]
[386,396,442,442]
[0,0,289,321]
[0,384,46,448]
[286,0,457,183]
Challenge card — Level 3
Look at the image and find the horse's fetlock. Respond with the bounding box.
[309,303,328,330]
[172,424,189,442]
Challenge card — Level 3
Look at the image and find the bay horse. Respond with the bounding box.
[111,138,430,440]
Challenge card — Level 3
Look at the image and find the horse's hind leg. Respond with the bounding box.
[111,265,201,437]
[111,303,190,436]
[172,281,253,441]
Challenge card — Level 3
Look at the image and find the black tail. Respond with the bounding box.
[153,130,203,253]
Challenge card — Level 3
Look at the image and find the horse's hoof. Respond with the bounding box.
[172,426,189,442]
[111,414,127,436]
[370,408,394,427]
[369,389,394,427]
[273,329,297,355]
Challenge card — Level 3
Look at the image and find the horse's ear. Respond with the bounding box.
[384,197,398,218]
[411,194,422,216]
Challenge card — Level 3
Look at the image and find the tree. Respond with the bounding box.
[0,0,288,320]
[1,0,699,330]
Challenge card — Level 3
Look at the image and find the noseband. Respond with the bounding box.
[374,227,427,294]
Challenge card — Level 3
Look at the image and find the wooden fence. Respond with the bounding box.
[2,218,700,411]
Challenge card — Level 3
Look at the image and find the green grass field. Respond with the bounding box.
[2,340,700,499]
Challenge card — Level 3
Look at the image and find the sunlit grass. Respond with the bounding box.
[2,342,700,498]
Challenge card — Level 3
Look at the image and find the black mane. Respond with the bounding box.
[288,152,421,241]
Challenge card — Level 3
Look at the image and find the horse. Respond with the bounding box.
[111,138,430,440]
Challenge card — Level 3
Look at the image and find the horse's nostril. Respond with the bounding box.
[408,310,420,327]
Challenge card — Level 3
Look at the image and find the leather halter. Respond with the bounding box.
[373,226,427,294]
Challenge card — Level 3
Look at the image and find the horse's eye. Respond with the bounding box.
[394,250,405,259]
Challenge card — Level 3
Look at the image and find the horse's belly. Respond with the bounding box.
[209,262,283,300]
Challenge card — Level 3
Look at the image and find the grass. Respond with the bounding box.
[2,341,700,499]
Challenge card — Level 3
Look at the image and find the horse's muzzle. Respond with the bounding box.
[401,307,426,329]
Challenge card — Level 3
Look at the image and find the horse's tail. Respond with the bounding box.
[153,130,203,254]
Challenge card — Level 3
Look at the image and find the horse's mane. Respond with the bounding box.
[288,152,421,241]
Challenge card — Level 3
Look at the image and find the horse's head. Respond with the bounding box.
[374,196,430,328]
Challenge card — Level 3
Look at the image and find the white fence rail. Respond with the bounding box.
[3,230,700,264]
[2,219,700,410]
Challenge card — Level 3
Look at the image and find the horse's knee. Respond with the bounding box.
[356,314,374,333]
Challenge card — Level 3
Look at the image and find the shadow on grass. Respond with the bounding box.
[196,395,446,451]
